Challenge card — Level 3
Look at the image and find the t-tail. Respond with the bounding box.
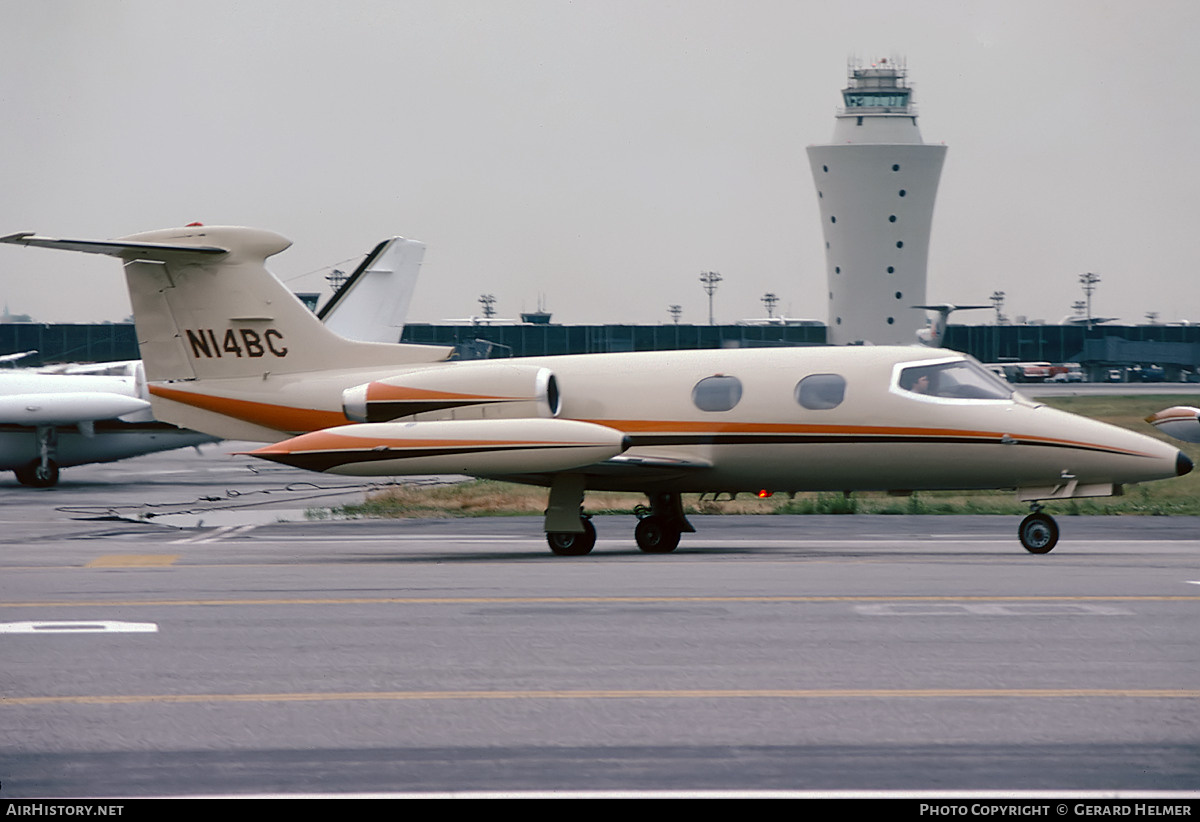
[0,225,452,441]
[913,304,991,347]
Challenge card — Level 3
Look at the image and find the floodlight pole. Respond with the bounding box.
[699,271,722,326]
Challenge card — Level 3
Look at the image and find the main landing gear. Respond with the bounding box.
[632,492,694,554]
[543,480,694,556]
[546,518,597,556]
[1018,505,1059,554]
[14,425,61,487]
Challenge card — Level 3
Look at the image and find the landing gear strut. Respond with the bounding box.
[1018,505,1059,554]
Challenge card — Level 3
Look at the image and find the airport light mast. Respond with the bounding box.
[699,271,722,325]
[1079,272,1100,330]
[762,292,779,319]
[808,58,947,344]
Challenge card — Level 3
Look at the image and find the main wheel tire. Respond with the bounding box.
[546,519,597,556]
[634,516,681,554]
[1018,512,1059,554]
[14,458,59,488]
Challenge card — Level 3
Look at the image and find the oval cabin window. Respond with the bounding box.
[795,374,846,410]
[692,375,743,412]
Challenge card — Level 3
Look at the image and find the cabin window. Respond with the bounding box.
[898,361,1013,400]
[692,375,743,412]
[795,374,846,410]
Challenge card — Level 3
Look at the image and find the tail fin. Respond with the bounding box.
[318,237,423,344]
[2,226,450,382]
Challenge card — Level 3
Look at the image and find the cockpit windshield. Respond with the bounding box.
[897,360,1013,401]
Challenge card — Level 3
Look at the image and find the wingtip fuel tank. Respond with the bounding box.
[246,417,629,476]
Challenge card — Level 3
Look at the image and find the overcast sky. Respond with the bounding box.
[2,0,1198,330]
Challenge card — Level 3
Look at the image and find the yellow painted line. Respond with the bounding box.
[4,688,1200,707]
[1,595,1198,608]
[85,554,180,568]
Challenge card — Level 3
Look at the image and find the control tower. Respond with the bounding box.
[807,59,946,344]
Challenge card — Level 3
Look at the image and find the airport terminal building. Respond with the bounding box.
[4,320,1197,383]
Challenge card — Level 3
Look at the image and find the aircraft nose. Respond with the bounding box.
[1179,451,1194,477]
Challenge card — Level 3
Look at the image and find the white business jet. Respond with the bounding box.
[2,225,1190,554]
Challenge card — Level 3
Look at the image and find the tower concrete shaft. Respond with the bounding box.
[807,59,946,345]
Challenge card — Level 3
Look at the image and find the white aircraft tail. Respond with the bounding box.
[1,225,452,440]
[913,304,991,347]
[2,226,450,384]
[318,237,423,344]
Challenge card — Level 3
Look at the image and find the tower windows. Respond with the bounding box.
[887,266,895,274]
[889,215,897,223]
[892,164,900,172]
[831,216,837,223]
[887,317,895,325]
[898,189,907,197]
[895,292,903,299]
[896,241,904,249]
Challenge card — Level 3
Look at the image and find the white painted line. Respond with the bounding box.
[0,620,158,634]
[170,524,260,544]
[856,603,1133,616]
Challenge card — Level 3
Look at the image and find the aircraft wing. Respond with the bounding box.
[598,454,713,472]
[0,232,227,260]
[488,452,713,487]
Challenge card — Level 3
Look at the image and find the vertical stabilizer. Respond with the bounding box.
[318,237,424,343]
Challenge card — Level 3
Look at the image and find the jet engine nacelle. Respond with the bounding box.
[343,364,560,423]
[247,417,627,476]
[1146,406,1200,443]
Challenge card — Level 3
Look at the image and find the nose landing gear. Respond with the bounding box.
[1018,505,1059,554]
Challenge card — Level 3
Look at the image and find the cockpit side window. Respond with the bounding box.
[898,361,1012,400]
[692,375,743,412]
[795,373,846,410]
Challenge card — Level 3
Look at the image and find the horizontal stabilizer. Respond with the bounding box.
[0,232,227,261]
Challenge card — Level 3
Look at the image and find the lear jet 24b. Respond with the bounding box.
[2,225,1192,554]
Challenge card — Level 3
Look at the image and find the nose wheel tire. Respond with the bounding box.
[634,516,681,553]
[546,519,597,556]
[1018,512,1059,554]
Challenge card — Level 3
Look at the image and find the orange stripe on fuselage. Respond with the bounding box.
[149,385,347,434]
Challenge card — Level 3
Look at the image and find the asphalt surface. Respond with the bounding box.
[1,444,1198,798]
